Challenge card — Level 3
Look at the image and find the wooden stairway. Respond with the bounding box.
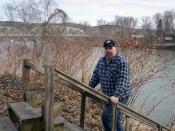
[0,102,85,131]
[1,59,171,131]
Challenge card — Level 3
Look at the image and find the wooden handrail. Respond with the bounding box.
[22,59,171,131]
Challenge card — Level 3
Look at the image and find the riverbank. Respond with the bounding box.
[153,43,175,50]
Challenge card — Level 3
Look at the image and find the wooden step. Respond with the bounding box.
[54,116,85,131]
[8,102,85,131]
[8,102,41,122]
[0,117,18,131]
[8,102,42,131]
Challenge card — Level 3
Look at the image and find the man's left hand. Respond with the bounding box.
[110,96,119,104]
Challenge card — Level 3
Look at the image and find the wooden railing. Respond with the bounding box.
[22,59,171,131]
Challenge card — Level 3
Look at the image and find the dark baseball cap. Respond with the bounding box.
[103,40,118,48]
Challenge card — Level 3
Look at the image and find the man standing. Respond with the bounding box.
[89,40,131,131]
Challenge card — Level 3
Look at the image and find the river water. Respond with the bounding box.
[134,49,175,127]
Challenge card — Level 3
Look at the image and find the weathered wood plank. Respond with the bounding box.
[9,102,85,131]
[22,59,31,102]
[43,65,55,131]
[8,102,42,131]
[125,116,130,131]
[0,117,18,131]
[112,104,117,131]
[9,102,40,121]
[80,94,86,128]
[54,116,85,131]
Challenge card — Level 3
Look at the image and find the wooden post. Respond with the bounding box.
[158,125,163,131]
[22,59,30,102]
[112,104,117,131]
[80,93,86,128]
[125,116,130,131]
[43,65,55,131]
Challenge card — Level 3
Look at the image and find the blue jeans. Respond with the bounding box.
[101,98,128,131]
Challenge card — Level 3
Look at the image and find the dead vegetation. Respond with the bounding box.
[0,36,174,130]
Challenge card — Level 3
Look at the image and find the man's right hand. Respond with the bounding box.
[94,86,101,91]
[110,96,119,104]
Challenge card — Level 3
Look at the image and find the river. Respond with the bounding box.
[133,49,175,126]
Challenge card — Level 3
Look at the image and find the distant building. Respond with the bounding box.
[163,31,175,42]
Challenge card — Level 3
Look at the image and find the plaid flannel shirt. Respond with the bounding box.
[89,53,131,101]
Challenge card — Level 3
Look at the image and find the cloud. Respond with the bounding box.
[58,1,119,25]
[122,0,175,8]
[58,0,175,25]
[1,0,175,25]
[59,0,120,6]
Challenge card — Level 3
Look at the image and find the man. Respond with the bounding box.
[89,40,131,131]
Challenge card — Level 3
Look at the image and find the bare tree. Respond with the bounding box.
[79,21,91,26]
[163,10,175,33]
[3,0,68,24]
[96,18,115,38]
[97,18,108,26]
[114,15,137,38]
[3,3,16,21]
[153,10,175,39]
[154,13,162,25]
[141,17,154,42]
[153,13,163,37]
[3,0,69,66]
[157,19,164,37]
[4,0,41,23]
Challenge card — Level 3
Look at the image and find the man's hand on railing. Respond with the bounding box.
[94,86,101,91]
[110,96,119,104]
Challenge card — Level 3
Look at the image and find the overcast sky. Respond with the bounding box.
[1,0,175,25]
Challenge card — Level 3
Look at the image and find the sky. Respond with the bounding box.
[1,0,175,26]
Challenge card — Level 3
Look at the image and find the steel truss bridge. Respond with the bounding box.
[0,25,88,37]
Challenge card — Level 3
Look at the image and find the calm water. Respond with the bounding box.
[133,49,175,127]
